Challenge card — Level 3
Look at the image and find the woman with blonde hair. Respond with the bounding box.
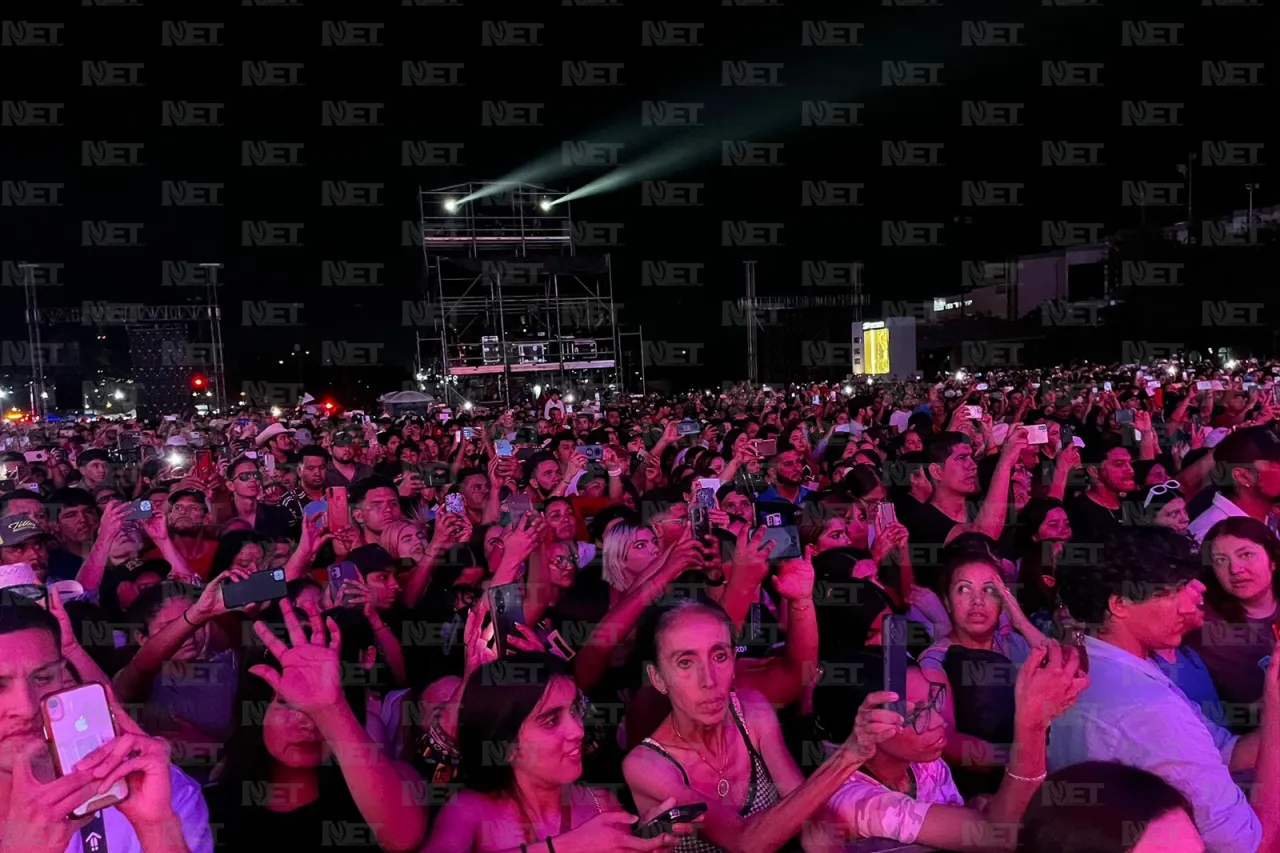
[601,519,662,602]
[379,518,429,565]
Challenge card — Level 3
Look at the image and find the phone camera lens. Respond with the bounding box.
[48,699,59,710]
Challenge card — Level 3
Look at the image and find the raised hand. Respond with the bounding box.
[1014,642,1089,732]
[841,690,904,762]
[249,599,344,715]
[771,550,815,602]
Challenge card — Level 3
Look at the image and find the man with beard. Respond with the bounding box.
[0,491,74,581]
[1188,426,1280,543]
[281,445,330,530]
[325,430,374,488]
[756,447,810,505]
[0,514,55,583]
[1065,438,1137,545]
[142,489,216,580]
[0,604,212,853]
[254,422,299,467]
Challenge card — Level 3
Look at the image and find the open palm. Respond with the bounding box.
[250,599,344,714]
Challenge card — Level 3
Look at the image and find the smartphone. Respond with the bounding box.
[696,477,722,495]
[494,439,513,457]
[463,427,476,440]
[1115,409,1135,426]
[1060,425,1075,447]
[42,684,128,818]
[877,502,897,530]
[327,561,362,603]
[325,487,351,530]
[576,444,604,461]
[193,449,214,480]
[691,485,715,540]
[752,438,777,457]
[444,493,465,514]
[811,395,821,405]
[1103,381,1113,392]
[963,405,983,420]
[264,454,276,475]
[509,494,532,527]
[1022,424,1050,445]
[882,615,909,718]
[485,582,526,657]
[633,803,709,839]
[125,499,153,521]
[222,568,287,609]
[757,525,801,560]
[676,419,701,437]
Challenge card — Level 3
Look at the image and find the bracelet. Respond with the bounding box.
[1006,769,1047,783]
[789,601,813,612]
[182,609,196,628]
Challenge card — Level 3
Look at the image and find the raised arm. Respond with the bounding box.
[626,690,901,853]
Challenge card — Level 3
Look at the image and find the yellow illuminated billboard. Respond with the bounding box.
[865,326,890,375]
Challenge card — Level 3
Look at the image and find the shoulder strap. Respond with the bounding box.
[639,738,691,786]
[80,813,108,853]
[729,692,754,742]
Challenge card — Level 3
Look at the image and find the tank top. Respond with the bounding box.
[639,693,780,853]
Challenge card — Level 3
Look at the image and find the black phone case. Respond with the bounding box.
[883,615,909,718]
[223,569,287,609]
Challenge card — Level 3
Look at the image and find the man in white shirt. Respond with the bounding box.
[1187,426,1280,542]
[0,604,211,853]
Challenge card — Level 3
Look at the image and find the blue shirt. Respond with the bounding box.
[755,485,811,506]
[1153,646,1228,730]
[1048,636,1259,853]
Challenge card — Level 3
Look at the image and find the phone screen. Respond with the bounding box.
[42,684,128,816]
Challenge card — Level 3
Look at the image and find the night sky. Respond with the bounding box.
[1,0,1273,407]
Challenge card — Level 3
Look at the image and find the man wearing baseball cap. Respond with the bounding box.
[1188,425,1280,542]
[0,513,55,583]
[325,429,374,488]
[256,423,299,467]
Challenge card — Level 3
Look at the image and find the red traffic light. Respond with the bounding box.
[191,375,206,389]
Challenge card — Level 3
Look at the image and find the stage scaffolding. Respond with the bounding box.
[414,182,621,409]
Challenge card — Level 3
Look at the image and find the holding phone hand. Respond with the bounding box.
[1,739,103,853]
[842,691,905,762]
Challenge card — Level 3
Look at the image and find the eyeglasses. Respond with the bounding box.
[1143,479,1181,508]
[235,472,263,482]
[548,555,578,568]
[902,682,947,735]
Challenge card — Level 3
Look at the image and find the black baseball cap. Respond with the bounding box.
[1214,426,1280,466]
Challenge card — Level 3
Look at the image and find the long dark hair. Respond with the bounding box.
[1014,499,1066,617]
[457,653,572,794]
[218,606,371,794]
[1022,762,1194,853]
[1202,515,1280,624]
[209,530,274,579]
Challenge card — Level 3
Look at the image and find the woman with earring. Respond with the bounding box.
[624,599,906,853]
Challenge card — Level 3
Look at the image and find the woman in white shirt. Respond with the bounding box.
[806,643,1085,851]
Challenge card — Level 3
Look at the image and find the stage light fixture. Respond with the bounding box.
[539,199,552,211]
[443,199,459,213]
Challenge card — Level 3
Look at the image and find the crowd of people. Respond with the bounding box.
[2,358,1280,852]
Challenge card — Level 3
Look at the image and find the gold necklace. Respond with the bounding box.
[672,720,732,798]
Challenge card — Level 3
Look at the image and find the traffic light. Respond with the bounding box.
[191,374,206,390]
